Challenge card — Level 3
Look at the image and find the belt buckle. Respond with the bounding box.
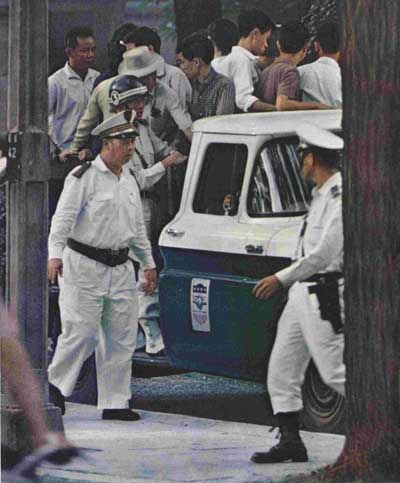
[110,249,120,256]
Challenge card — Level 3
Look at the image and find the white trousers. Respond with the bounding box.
[267,281,345,414]
[48,247,138,409]
[137,198,164,354]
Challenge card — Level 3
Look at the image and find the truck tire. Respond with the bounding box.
[302,360,346,434]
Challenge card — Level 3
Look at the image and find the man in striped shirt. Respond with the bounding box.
[179,33,236,121]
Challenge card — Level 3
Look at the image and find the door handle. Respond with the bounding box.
[245,244,264,254]
[166,228,185,238]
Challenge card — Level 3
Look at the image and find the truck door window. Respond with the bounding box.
[247,138,312,217]
[193,143,247,216]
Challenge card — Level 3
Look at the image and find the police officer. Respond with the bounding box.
[108,75,186,355]
[251,123,345,463]
[48,110,157,421]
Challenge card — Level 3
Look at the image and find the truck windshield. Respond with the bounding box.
[247,138,312,217]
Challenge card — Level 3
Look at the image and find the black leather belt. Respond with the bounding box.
[302,272,343,284]
[67,238,129,267]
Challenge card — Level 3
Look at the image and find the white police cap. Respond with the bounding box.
[296,123,343,151]
[91,110,139,139]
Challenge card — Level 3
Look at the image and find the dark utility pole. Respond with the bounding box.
[1,0,63,452]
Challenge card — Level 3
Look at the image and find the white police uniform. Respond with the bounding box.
[128,122,174,354]
[267,125,345,415]
[48,112,155,409]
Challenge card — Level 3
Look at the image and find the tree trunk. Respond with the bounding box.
[174,0,222,46]
[324,1,400,481]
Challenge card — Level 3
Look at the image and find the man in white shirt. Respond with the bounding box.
[298,22,342,108]
[48,111,157,422]
[48,27,99,149]
[212,8,276,112]
[251,124,345,464]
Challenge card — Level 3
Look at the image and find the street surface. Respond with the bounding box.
[131,372,274,426]
[39,402,345,483]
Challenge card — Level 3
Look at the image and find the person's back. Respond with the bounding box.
[258,21,330,111]
[213,8,275,113]
[258,57,300,105]
[297,21,342,108]
[208,18,239,71]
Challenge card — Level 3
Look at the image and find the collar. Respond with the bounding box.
[194,66,217,86]
[231,45,258,61]
[96,155,129,178]
[273,57,296,66]
[63,62,96,81]
[316,56,339,67]
[94,155,110,172]
[313,171,342,196]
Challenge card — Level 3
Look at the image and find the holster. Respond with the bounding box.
[307,276,343,334]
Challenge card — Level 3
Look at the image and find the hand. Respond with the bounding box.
[253,275,281,300]
[78,148,93,162]
[141,268,157,295]
[162,151,187,168]
[48,258,63,284]
[59,148,77,162]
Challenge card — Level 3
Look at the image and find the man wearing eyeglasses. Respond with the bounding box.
[251,124,345,463]
[47,110,156,422]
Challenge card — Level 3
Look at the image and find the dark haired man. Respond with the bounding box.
[298,21,342,108]
[123,26,192,109]
[208,18,239,70]
[92,22,137,89]
[49,26,99,150]
[212,8,276,113]
[180,33,235,120]
[251,124,345,463]
[258,21,330,111]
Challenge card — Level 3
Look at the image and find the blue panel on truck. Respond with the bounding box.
[159,248,289,382]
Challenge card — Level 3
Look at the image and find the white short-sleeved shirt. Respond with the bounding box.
[297,57,342,108]
[277,172,343,287]
[48,155,154,270]
[212,46,260,112]
[48,62,100,149]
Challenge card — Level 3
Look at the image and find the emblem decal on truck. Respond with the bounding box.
[191,279,211,332]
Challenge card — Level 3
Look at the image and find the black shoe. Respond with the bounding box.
[251,437,308,463]
[49,384,65,415]
[102,409,141,421]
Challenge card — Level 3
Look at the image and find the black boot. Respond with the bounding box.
[251,412,308,463]
[49,383,65,415]
[102,409,141,421]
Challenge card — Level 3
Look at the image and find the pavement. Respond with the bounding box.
[38,402,345,483]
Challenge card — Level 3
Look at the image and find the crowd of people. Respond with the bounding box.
[42,6,345,467]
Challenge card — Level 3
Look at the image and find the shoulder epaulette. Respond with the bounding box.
[138,118,149,127]
[73,160,92,179]
[330,185,341,199]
